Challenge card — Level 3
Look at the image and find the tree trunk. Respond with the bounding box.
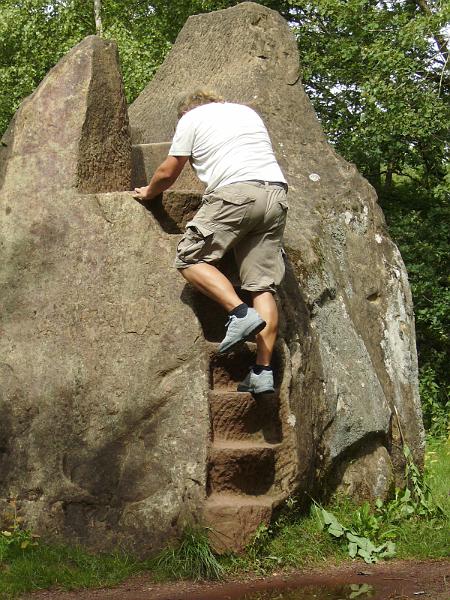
[367,161,382,191]
[385,166,393,188]
[94,0,102,37]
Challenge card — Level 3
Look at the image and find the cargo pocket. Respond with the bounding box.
[277,195,289,211]
[274,249,286,285]
[176,221,214,265]
[276,194,289,229]
[206,186,254,230]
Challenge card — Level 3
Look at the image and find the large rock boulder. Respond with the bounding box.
[0,3,423,555]
[0,36,208,554]
[0,36,131,194]
[129,1,423,499]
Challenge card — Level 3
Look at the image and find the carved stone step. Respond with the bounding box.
[209,389,281,443]
[131,142,205,193]
[209,343,282,390]
[203,492,280,554]
[131,142,206,233]
[210,345,257,390]
[140,189,202,233]
[208,442,280,495]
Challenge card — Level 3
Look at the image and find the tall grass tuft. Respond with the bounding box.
[152,525,224,581]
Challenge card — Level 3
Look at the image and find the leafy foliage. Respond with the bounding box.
[348,584,374,599]
[288,1,449,184]
[313,444,446,563]
[316,505,396,563]
[380,180,449,436]
[0,498,38,563]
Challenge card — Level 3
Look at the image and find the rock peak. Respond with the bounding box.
[0,35,131,195]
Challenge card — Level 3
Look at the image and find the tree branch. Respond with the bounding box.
[414,0,449,65]
[380,169,422,183]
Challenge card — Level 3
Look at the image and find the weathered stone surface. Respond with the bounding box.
[139,189,202,234]
[132,142,205,193]
[0,188,209,553]
[0,39,206,555]
[208,442,280,496]
[208,390,281,444]
[0,2,424,556]
[0,36,131,194]
[333,442,395,503]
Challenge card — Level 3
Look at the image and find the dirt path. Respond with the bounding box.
[23,559,449,600]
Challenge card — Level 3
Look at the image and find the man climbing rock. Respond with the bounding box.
[132,90,288,394]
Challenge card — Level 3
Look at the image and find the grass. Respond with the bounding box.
[236,437,449,571]
[221,436,450,574]
[151,525,224,581]
[223,514,349,576]
[0,437,449,597]
[0,544,145,598]
[395,436,450,559]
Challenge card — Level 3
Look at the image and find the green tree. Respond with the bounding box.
[287,1,449,188]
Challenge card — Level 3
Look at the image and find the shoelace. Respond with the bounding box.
[224,314,237,328]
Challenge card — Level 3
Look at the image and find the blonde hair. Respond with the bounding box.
[177,89,224,118]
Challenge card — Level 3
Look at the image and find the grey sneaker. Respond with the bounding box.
[218,308,266,354]
[237,368,275,394]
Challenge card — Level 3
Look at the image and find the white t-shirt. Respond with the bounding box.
[168,102,286,193]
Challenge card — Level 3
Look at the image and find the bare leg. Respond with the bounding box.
[180,263,243,312]
[251,291,278,366]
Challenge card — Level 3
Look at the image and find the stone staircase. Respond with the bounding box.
[204,344,285,553]
[131,143,288,554]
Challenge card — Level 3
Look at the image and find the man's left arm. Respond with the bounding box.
[132,155,189,201]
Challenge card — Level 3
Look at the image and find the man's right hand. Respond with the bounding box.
[131,186,151,200]
[129,155,189,202]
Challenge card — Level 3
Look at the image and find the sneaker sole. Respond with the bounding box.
[218,320,266,354]
[237,384,275,394]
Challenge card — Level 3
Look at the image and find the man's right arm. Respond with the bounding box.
[132,155,189,201]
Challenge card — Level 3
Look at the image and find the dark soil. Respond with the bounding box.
[24,559,450,600]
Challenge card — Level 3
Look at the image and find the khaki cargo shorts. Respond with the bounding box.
[174,181,288,293]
